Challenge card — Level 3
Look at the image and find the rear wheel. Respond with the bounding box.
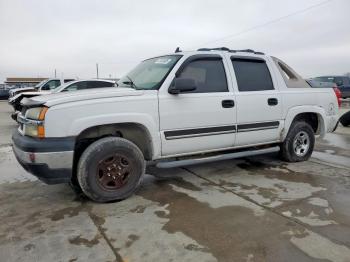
[280,121,315,162]
[77,137,145,202]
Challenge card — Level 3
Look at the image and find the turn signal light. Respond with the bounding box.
[333,87,342,107]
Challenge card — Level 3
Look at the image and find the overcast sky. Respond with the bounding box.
[0,0,349,83]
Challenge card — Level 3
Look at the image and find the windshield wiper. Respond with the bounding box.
[122,76,138,89]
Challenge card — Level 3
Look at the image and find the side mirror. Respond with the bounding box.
[168,78,196,94]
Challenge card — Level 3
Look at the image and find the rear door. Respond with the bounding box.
[229,56,283,146]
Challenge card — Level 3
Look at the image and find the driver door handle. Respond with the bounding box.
[268,98,278,106]
[222,100,235,108]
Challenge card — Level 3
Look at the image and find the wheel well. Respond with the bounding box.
[72,123,153,182]
[292,113,320,134]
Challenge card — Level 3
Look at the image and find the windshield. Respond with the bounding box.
[117,55,182,90]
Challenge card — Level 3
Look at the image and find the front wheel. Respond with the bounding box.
[77,137,145,202]
[280,121,315,162]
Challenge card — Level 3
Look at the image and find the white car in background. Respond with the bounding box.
[8,78,74,98]
[10,79,116,120]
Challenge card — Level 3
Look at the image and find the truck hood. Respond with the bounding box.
[23,87,143,107]
[9,91,49,103]
[10,87,36,96]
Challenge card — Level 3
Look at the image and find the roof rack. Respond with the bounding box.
[197,47,264,55]
[197,47,230,52]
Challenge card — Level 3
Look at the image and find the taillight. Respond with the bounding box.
[333,86,342,107]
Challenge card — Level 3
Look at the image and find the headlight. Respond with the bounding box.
[23,107,48,138]
[25,107,48,120]
[26,107,42,120]
[25,125,39,137]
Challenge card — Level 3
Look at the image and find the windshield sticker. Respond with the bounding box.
[155,58,172,64]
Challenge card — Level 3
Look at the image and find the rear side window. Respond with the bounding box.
[64,79,75,83]
[64,81,87,91]
[177,59,228,93]
[231,59,274,92]
[87,81,114,88]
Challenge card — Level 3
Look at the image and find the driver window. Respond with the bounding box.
[177,59,228,93]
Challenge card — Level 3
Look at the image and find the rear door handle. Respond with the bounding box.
[222,100,235,108]
[268,98,278,106]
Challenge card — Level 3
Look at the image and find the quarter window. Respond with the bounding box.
[232,59,274,92]
[177,59,228,93]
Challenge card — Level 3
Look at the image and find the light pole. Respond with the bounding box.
[96,63,99,79]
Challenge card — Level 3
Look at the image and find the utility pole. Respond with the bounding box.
[96,63,99,79]
[54,69,57,78]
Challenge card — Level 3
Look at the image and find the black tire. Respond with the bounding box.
[340,111,350,127]
[280,121,315,162]
[69,180,82,193]
[77,137,145,202]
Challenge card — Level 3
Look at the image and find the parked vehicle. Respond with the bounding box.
[9,79,116,120]
[340,110,350,127]
[313,76,350,99]
[8,78,74,99]
[12,47,340,202]
[306,79,335,88]
[0,87,10,99]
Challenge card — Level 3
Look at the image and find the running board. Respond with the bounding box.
[155,146,280,169]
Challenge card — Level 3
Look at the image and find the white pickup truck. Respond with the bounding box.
[12,47,340,202]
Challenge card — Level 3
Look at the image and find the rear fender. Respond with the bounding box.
[282,106,327,140]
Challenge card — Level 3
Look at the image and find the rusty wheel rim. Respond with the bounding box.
[96,154,132,190]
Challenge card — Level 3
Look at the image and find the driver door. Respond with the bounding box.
[158,54,237,156]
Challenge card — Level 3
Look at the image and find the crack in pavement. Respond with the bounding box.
[82,202,124,262]
[309,158,350,173]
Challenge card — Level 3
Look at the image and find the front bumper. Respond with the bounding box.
[12,130,75,184]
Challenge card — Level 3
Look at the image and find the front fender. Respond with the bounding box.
[68,113,161,158]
